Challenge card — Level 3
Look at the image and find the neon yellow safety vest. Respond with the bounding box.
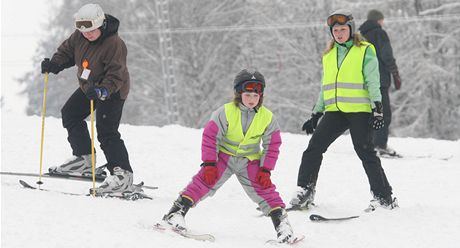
[322,42,375,113]
[219,103,273,161]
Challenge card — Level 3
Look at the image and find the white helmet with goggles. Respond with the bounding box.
[74,3,105,32]
[327,9,355,35]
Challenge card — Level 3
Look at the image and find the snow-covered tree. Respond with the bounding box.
[20,0,460,140]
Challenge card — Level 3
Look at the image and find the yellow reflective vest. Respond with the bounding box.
[322,42,375,113]
[219,103,273,161]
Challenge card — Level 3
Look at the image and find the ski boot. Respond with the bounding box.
[90,167,136,197]
[49,154,94,176]
[270,208,294,243]
[288,185,315,210]
[365,195,399,212]
[162,195,193,232]
[375,146,402,158]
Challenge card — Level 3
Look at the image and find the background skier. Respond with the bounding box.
[359,9,402,157]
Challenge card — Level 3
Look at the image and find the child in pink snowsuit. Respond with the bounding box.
[160,69,296,243]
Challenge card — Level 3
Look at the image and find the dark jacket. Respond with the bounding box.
[359,20,398,89]
[51,14,130,99]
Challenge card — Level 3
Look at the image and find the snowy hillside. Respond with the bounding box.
[1,112,459,248]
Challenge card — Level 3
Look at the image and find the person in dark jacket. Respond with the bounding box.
[359,9,402,157]
[40,3,137,196]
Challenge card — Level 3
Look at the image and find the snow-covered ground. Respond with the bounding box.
[1,112,459,248]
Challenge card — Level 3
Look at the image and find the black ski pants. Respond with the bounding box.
[297,111,392,199]
[373,87,392,148]
[61,88,132,173]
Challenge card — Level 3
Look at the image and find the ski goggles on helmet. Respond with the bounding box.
[238,81,264,94]
[75,18,104,32]
[76,20,94,29]
[327,14,353,27]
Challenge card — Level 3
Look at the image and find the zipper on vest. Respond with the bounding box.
[334,46,352,112]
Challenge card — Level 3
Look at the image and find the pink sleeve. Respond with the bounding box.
[201,120,219,162]
[262,130,282,170]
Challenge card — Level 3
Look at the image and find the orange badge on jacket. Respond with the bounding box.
[82,59,89,69]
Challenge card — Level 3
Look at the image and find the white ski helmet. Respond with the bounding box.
[74,3,105,32]
[327,9,355,36]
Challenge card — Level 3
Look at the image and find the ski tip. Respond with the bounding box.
[309,214,327,221]
[292,234,306,244]
[19,179,37,189]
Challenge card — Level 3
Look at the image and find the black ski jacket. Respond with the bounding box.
[359,20,398,89]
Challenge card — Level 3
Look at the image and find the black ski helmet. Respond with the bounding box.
[233,69,265,94]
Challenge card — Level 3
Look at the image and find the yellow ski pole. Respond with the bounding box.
[90,99,96,196]
[37,67,49,187]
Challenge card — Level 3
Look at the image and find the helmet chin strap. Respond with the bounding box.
[347,24,354,41]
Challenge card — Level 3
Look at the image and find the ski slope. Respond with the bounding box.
[1,112,459,248]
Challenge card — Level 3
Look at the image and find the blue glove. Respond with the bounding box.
[85,86,108,100]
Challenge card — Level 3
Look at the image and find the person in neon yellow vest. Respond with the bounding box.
[289,9,398,212]
[158,69,299,244]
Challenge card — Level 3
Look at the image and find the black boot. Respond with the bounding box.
[366,194,398,212]
[162,195,193,231]
[269,208,294,243]
[289,184,316,209]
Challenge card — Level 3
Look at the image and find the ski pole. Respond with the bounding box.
[37,63,49,187]
[90,99,96,196]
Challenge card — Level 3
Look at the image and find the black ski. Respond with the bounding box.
[1,171,158,190]
[19,180,154,200]
[309,214,359,222]
[2,171,105,182]
[19,179,85,196]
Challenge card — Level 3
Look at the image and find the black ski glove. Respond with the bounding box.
[85,86,108,101]
[302,112,323,135]
[41,58,62,74]
[370,102,384,130]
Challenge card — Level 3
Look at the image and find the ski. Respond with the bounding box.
[2,171,105,182]
[1,171,158,190]
[378,153,454,161]
[378,153,403,159]
[266,235,305,245]
[153,222,215,242]
[255,205,312,217]
[90,184,154,200]
[309,214,359,222]
[257,203,313,213]
[19,179,86,196]
[19,179,154,200]
[48,171,108,182]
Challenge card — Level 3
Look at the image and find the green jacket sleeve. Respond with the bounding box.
[363,46,382,103]
[312,84,325,113]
